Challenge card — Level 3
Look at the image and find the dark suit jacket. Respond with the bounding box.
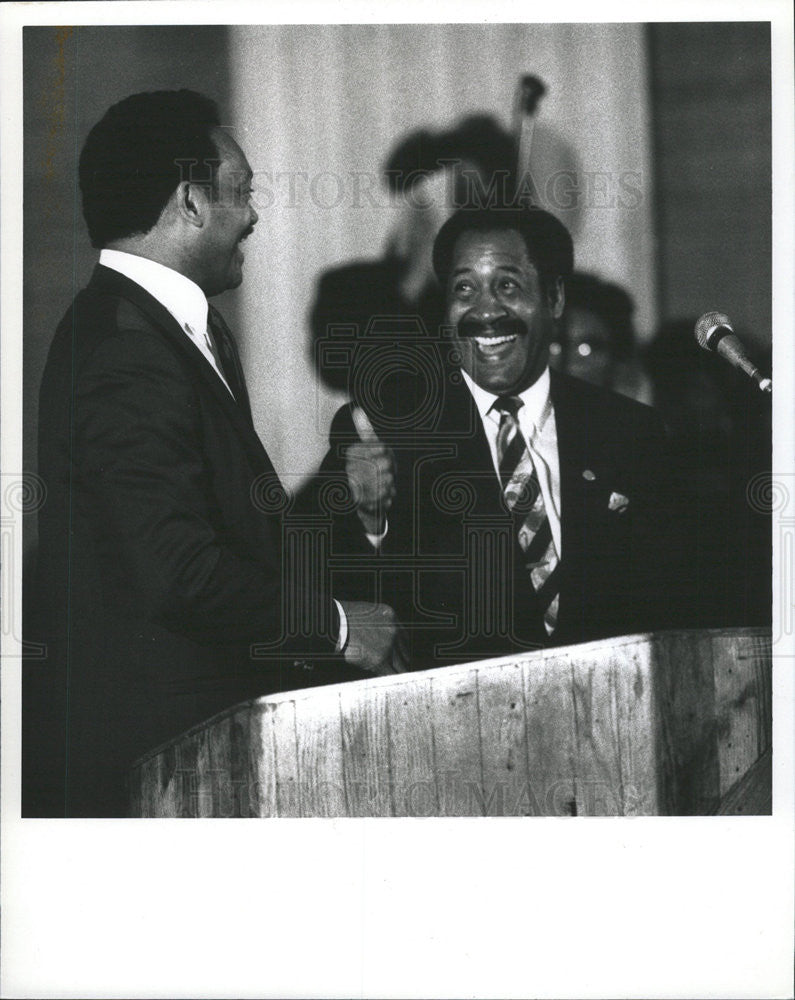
[24,264,352,817]
[309,361,682,669]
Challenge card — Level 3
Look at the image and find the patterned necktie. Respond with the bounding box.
[492,395,560,635]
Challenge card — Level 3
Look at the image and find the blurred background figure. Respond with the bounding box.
[549,271,653,404]
[310,115,517,394]
[643,319,772,628]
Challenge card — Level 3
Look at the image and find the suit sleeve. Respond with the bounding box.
[75,329,335,651]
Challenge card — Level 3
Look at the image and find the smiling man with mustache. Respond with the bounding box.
[315,204,681,668]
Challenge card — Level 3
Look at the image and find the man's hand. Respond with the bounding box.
[345,407,395,535]
[339,600,410,675]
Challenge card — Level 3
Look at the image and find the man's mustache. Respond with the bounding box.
[457,317,527,339]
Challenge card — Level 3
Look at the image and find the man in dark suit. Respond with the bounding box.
[311,205,680,668]
[24,90,406,817]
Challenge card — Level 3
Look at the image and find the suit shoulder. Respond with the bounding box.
[47,282,181,377]
[552,371,662,429]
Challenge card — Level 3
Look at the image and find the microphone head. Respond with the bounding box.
[695,311,734,351]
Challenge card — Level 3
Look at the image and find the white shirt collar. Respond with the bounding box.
[99,249,208,336]
[461,366,552,431]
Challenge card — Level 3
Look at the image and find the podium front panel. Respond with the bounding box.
[130,627,772,817]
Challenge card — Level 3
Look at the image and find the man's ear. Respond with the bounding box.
[175,181,207,229]
[547,275,565,320]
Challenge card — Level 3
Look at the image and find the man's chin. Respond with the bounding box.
[218,267,244,294]
[466,359,547,395]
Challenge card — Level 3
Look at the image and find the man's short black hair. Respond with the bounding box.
[79,89,221,248]
[432,205,574,296]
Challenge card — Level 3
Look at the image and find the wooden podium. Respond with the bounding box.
[130,627,772,817]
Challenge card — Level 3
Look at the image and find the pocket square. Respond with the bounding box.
[608,491,630,513]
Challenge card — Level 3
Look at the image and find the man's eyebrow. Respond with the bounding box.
[452,263,523,276]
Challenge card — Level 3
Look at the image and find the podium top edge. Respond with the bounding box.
[130,626,771,770]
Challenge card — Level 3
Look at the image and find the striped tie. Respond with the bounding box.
[493,395,560,635]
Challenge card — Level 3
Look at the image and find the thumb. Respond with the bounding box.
[352,406,380,444]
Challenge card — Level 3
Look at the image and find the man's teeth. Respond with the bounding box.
[474,334,517,346]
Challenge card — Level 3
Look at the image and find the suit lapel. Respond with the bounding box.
[438,374,505,512]
[550,370,614,567]
[90,265,271,472]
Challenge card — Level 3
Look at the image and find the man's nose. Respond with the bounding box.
[249,204,259,227]
[471,288,506,323]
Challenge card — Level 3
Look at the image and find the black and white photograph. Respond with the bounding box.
[1,3,793,998]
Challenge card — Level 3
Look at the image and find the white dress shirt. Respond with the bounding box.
[461,367,562,558]
[99,249,235,398]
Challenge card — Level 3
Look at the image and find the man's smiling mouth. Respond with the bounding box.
[473,334,517,347]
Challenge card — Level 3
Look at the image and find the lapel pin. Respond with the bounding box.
[582,469,596,481]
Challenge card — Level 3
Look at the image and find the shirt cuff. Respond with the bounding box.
[333,599,348,653]
[365,518,389,548]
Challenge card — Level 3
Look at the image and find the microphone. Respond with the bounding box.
[694,312,772,393]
